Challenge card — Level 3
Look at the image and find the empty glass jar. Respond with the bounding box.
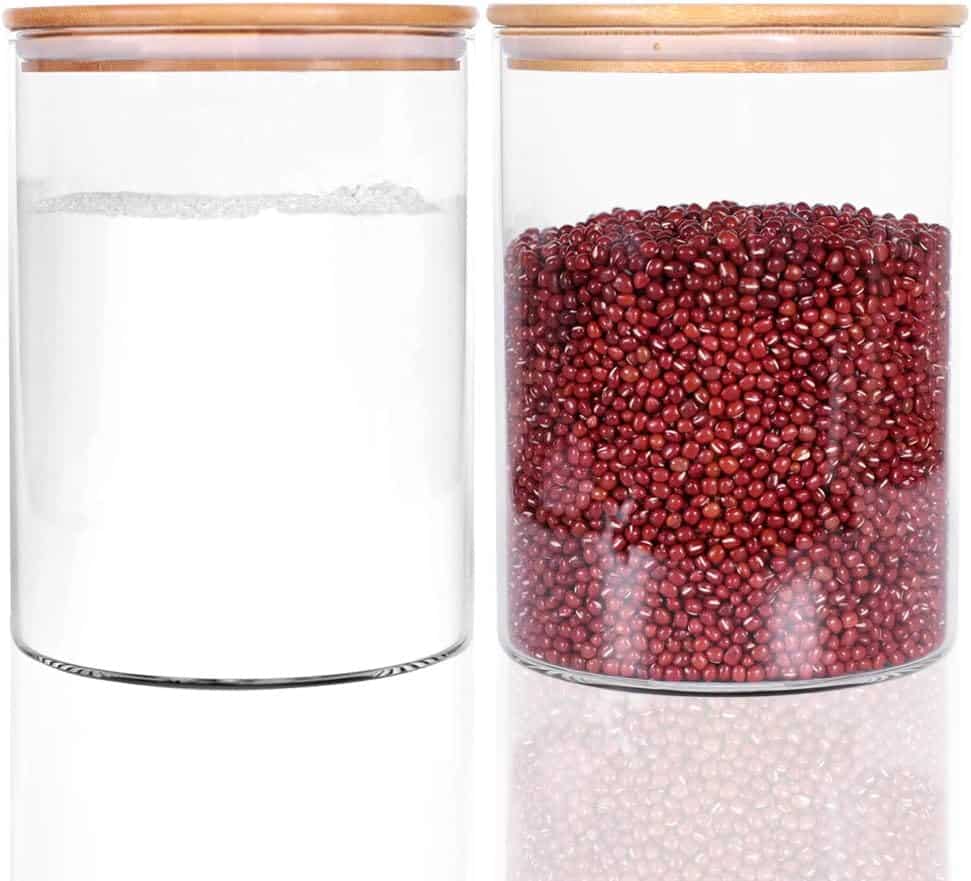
[491,3,965,691]
[7,3,475,685]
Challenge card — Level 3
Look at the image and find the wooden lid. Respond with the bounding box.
[4,3,478,32]
[487,4,967,29]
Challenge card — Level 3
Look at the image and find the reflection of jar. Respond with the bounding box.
[491,3,966,691]
[7,3,476,685]
[506,657,947,880]
[13,650,471,880]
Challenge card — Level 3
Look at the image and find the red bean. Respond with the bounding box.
[505,201,948,687]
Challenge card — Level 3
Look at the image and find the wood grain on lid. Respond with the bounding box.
[487,4,968,30]
[4,4,478,32]
[21,57,461,70]
[507,58,948,71]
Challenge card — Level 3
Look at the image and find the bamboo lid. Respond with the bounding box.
[487,4,967,30]
[4,3,478,32]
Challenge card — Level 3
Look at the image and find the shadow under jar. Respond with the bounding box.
[6,3,475,686]
[490,3,966,692]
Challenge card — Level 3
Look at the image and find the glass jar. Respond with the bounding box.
[491,4,965,692]
[7,3,476,686]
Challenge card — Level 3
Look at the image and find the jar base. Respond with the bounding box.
[502,640,948,696]
[13,634,469,690]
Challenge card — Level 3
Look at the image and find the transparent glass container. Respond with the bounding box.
[491,3,966,692]
[7,3,476,686]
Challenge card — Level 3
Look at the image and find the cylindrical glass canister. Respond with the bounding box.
[7,3,476,686]
[491,3,966,692]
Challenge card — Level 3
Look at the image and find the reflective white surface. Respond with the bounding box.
[4,644,955,881]
[12,650,471,881]
[504,657,947,881]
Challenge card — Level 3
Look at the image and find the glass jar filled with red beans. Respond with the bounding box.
[490,3,966,691]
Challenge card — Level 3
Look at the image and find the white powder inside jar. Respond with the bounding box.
[15,184,468,680]
[33,181,440,219]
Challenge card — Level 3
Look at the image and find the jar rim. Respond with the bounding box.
[487,4,967,31]
[4,3,478,33]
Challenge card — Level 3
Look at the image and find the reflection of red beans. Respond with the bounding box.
[505,202,948,686]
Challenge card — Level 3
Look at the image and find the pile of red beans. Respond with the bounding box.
[504,201,948,686]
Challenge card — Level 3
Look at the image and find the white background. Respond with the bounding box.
[1,3,971,879]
